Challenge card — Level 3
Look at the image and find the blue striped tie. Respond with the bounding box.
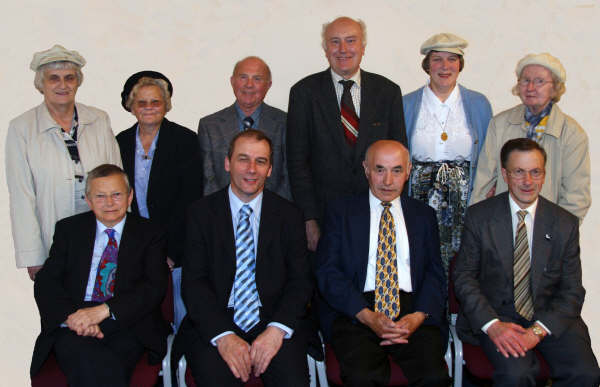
[233,204,260,332]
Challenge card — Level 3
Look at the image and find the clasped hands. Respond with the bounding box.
[65,304,110,339]
[357,308,426,345]
[216,326,286,382]
[487,321,543,358]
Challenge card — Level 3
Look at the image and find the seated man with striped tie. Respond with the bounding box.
[31,164,170,387]
[316,140,449,387]
[179,129,312,386]
[454,138,600,386]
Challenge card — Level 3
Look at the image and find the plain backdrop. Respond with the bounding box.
[1,0,599,385]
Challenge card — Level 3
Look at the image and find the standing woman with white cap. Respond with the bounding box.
[470,53,590,222]
[403,33,492,279]
[6,44,122,281]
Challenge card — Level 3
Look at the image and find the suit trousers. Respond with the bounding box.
[53,324,144,387]
[187,318,309,387]
[479,316,600,387]
[331,291,448,387]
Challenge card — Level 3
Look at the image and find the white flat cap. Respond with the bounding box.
[30,44,86,71]
[420,33,468,56]
[515,53,566,83]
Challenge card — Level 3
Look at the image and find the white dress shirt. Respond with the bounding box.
[331,68,361,118]
[364,191,412,292]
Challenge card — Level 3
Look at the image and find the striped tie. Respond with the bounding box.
[375,202,400,320]
[339,79,359,146]
[233,205,260,332]
[514,210,534,320]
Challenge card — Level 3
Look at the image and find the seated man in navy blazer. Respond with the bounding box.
[180,129,312,386]
[454,138,600,386]
[31,164,169,387]
[316,140,448,387]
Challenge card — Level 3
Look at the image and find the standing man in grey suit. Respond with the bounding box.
[454,138,600,386]
[199,56,291,199]
[287,16,407,252]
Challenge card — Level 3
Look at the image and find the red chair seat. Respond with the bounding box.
[185,366,264,386]
[325,343,408,386]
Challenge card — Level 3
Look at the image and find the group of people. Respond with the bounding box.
[6,15,598,387]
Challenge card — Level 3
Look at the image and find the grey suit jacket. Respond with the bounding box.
[198,102,291,199]
[453,192,585,344]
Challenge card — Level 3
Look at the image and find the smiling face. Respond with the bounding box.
[324,17,365,78]
[518,64,556,115]
[501,149,546,209]
[131,85,167,129]
[42,68,79,108]
[85,174,133,227]
[225,136,272,202]
[230,57,272,116]
[363,140,411,202]
[428,51,461,94]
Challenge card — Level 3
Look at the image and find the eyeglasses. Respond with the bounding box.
[135,99,163,109]
[506,168,545,180]
[91,192,126,202]
[518,78,553,88]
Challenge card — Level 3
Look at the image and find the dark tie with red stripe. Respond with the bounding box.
[339,80,359,146]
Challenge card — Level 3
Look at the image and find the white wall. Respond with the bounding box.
[1,0,599,384]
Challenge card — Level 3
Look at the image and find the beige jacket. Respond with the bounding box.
[6,102,122,268]
[470,103,590,221]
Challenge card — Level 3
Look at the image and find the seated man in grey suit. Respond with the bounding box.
[199,56,290,199]
[31,164,169,387]
[454,138,600,386]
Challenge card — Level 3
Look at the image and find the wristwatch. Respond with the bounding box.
[531,324,545,340]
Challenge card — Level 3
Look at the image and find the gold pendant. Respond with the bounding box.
[441,132,448,141]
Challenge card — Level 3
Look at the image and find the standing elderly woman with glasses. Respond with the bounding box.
[5,44,122,281]
[471,53,590,221]
[403,33,492,278]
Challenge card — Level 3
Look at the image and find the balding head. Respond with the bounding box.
[363,140,411,202]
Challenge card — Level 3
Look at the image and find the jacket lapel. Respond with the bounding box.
[146,119,172,212]
[400,196,419,289]
[113,215,139,295]
[255,191,275,297]
[530,198,553,299]
[120,125,139,214]
[355,71,374,164]
[77,213,99,301]
[319,69,352,163]
[489,194,515,284]
[217,190,237,296]
[349,194,371,289]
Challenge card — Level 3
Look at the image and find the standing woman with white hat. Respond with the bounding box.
[470,53,590,222]
[403,33,493,279]
[6,44,122,281]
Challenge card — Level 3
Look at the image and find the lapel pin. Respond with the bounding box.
[545,234,552,240]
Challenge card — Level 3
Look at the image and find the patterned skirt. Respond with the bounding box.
[409,159,470,280]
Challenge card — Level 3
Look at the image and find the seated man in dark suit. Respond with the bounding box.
[31,164,169,387]
[454,138,600,386]
[180,129,312,386]
[316,140,448,387]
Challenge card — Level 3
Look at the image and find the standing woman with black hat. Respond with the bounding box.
[116,72,201,331]
[6,44,122,281]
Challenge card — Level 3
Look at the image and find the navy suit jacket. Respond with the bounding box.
[316,194,446,340]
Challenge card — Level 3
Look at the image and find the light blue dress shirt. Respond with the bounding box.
[235,102,262,131]
[134,126,159,219]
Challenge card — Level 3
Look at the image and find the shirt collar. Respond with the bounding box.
[368,189,401,212]
[331,68,361,87]
[228,186,263,220]
[135,124,159,155]
[508,194,538,220]
[95,215,127,237]
[235,101,263,121]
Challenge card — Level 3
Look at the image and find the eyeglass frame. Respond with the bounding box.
[517,77,553,88]
[505,167,546,180]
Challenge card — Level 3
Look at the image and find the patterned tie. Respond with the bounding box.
[339,80,359,146]
[242,116,254,130]
[375,202,400,319]
[92,229,118,302]
[233,205,260,332]
[514,210,534,320]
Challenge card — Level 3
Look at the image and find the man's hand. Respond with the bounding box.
[356,308,410,345]
[380,312,426,345]
[81,324,104,339]
[66,304,110,335]
[216,334,252,382]
[487,321,528,358]
[305,220,321,252]
[250,326,286,376]
[27,265,43,281]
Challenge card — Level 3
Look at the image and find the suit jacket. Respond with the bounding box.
[286,69,407,222]
[180,188,312,344]
[31,212,170,376]
[316,194,446,340]
[453,192,585,344]
[198,103,291,200]
[116,118,201,266]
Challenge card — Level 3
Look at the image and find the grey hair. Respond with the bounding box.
[511,68,566,103]
[232,56,272,82]
[85,164,131,197]
[125,77,172,112]
[321,17,367,51]
[34,61,83,93]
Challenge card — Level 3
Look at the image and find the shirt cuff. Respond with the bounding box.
[481,318,499,334]
[535,320,551,335]
[210,331,235,347]
[267,322,294,339]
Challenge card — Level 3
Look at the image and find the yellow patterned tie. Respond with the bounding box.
[375,202,400,319]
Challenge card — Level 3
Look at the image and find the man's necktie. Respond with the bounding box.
[514,210,534,320]
[242,116,254,130]
[233,205,260,332]
[92,229,118,302]
[339,79,359,146]
[375,202,400,319]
